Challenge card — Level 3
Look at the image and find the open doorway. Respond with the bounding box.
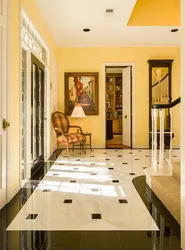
[105,66,132,149]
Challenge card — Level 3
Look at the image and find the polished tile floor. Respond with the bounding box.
[0,148,181,249]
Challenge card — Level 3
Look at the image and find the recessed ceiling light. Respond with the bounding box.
[83,28,90,32]
[171,29,178,32]
[106,8,114,13]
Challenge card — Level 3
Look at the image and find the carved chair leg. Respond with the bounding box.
[66,141,70,159]
[84,138,86,154]
[56,140,60,158]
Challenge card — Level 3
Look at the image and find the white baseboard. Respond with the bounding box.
[172,145,180,149]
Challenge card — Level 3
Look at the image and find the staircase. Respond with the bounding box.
[145,97,181,224]
[151,97,180,172]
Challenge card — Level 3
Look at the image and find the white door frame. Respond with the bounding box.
[0,0,10,208]
[20,7,50,183]
[122,66,132,147]
[20,49,50,182]
[103,62,136,148]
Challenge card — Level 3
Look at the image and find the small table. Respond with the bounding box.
[72,132,92,151]
[83,132,92,151]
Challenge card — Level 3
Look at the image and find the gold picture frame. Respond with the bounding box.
[64,72,99,115]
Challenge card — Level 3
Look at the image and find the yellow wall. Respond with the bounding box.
[128,0,180,26]
[9,0,58,197]
[8,0,180,200]
[58,47,180,148]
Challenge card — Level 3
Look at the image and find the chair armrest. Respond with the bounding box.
[69,125,83,134]
[54,127,64,136]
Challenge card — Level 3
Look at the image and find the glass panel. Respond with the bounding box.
[152,67,169,104]
[152,67,170,131]
[21,49,27,178]
[32,64,37,160]
[21,16,48,65]
[39,69,42,155]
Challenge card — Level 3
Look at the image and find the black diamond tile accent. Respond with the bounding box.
[108,167,114,170]
[103,152,107,154]
[70,180,76,183]
[64,199,72,203]
[78,152,82,154]
[105,159,110,161]
[112,180,119,183]
[143,167,147,169]
[59,163,64,165]
[91,173,97,176]
[118,155,122,157]
[135,158,140,160]
[92,189,99,192]
[76,159,81,161]
[145,155,150,157]
[173,155,177,157]
[53,173,59,176]
[129,152,133,154]
[91,163,96,165]
[122,162,128,165]
[43,189,50,192]
[129,173,135,175]
[26,214,38,219]
[92,214,101,219]
[119,199,128,203]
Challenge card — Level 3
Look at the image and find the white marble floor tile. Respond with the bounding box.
[7,148,177,231]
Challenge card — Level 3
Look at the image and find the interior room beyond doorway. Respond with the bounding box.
[105,66,132,149]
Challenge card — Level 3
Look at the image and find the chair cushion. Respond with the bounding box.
[57,133,85,144]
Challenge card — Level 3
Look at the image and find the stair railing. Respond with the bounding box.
[152,73,169,104]
[151,97,181,171]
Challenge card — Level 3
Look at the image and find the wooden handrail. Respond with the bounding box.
[152,73,169,88]
[151,97,181,109]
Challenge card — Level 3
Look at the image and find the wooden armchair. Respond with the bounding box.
[51,111,86,158]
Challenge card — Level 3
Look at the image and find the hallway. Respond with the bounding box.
[0,149,180,249]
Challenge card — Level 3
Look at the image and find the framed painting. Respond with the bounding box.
[64,72,99,115]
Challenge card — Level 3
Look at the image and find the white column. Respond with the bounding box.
[152,108,158,172]
[169,108,173,162]
[159,109,165,169]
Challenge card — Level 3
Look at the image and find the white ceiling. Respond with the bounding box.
[34,0,180,47]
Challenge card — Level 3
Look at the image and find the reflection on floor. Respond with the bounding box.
[0,148,181,249]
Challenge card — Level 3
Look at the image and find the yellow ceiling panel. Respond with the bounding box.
[128,0,180,26]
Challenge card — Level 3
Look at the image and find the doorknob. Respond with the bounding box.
[2,118,10,131]
[124,115,127,119]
